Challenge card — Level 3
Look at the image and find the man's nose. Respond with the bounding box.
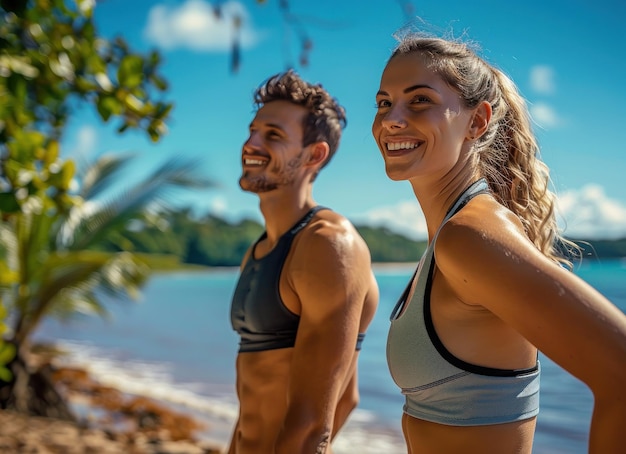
[243,132,261,152]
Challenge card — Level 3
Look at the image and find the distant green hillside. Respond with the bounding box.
[355,225,426,263]
[573,238,626,260]
[99,209,626,268]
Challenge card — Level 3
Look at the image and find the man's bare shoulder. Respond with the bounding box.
[297,209,370,257]
[280,209,372,285]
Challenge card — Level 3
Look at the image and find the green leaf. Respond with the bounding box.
[0,262,18,287]
[96,94,122,121]
[0,192,21,213]
[149,74,168,91]
[0,367,12,382]
[0,343,15,365]
[147,125,159,142]
[43,140,60,165]
[46,160,75,191]
[117,55,144,89]
[75,76,97,93]
[60,160,75,188]
[8,130,46,163]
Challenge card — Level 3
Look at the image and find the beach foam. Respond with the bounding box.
[50,339,406,452]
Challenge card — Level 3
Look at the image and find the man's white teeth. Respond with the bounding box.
[387,142,419,151]
[245,159,265,165]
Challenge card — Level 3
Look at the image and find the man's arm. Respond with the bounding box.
[227,244,253,454]
[274,217,373,453]
[227,418,239,454]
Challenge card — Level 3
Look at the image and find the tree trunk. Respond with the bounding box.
[0,344,76,422]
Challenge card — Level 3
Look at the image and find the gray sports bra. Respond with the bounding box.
[386,179,540,426]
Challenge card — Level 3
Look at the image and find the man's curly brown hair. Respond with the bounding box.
[254,69,347,171]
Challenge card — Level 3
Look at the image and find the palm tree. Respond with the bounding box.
[0,151,211,418]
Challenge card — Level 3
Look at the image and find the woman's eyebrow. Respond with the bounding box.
[403,84,435,94]
[376,84,437,97]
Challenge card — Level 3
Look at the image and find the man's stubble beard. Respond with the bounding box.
[239,151,306,194]
[239,173,277,193]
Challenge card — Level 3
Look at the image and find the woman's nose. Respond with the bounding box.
[381,107,407,130]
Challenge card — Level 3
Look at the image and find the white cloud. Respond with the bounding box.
[530,65,555,95]
[353,185,626,241]
[209,195,228,215]
[144,0,260,51]
[529,101,563,129]
[77,125,97,152]
[351,200,427,241]
[528,66,563,129]
[69,125,98,157]
[556,184,626,240]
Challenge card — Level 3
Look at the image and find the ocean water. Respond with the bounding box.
[33,259,626,453]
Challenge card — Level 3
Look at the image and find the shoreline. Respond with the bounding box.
[12,341,407,453]
[0,346,227,454]
[153,262,419,275]
[149,257,626,278]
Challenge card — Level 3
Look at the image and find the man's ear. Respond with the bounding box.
[467,101,492,140]
[307,141,330,167]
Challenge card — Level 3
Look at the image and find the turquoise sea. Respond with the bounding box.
[34,259,626,453]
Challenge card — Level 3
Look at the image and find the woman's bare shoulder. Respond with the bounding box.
[434,196,552,297]
[438,196,530,256]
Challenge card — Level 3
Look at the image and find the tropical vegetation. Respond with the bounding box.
[96,209,625,268]
[115,210,427,266]
[0,0,210,418]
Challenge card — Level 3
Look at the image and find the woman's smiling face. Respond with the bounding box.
[372,51,476,182]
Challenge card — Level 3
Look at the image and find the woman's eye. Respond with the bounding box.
[412,95,431,104]
[375,99,391,108]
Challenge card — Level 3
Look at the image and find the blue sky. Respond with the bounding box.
[64,0,626,240]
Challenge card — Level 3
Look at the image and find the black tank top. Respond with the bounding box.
[230,206,327,353]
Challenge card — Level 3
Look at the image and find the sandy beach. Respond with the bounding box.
[0,353,227,454]
[0,409,223,454]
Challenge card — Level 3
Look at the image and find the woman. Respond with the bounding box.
[372,34,626,453]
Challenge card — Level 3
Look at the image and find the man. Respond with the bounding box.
[228,70,379,454]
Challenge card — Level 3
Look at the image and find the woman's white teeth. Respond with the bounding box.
[387,142,418,151]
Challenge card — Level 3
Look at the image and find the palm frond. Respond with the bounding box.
[48,287,110,322]
[77,152,138,201]
[96,251,150,300]
[13,250,148,343]
[4,150,214,348]
[60,155,213,251]
[0,222,18,277]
